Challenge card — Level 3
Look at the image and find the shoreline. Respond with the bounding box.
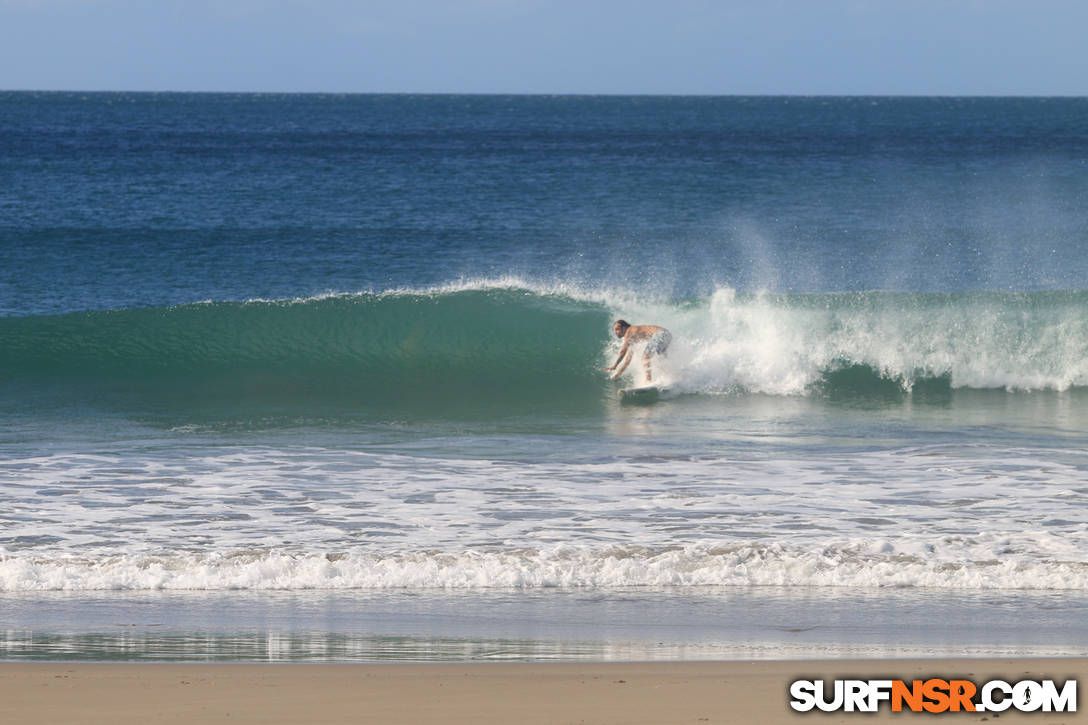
[6,587,1086,664]
[2,658,1083,724]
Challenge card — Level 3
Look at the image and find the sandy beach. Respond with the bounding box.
[1,658,1083,725]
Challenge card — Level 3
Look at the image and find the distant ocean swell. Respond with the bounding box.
[2,544,1085,591]
[3,284,1087,412]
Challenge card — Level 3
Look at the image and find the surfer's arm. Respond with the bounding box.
[604,342,630,372]
[610,349,633,379]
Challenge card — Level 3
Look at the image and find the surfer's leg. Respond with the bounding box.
[642,331,670,383]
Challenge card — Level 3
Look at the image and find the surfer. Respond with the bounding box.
[603,320,672,383]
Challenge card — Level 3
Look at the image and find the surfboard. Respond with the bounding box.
[619,385,669,403]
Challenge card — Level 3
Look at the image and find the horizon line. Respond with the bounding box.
[3,88,1087,99]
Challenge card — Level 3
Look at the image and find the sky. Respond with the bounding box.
[1,0,1086,95]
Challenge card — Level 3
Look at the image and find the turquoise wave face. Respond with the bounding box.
[0,288,614,417]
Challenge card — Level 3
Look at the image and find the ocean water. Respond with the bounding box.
[2,93,1087,661]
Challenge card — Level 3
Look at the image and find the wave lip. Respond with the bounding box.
[3,543,1085,592]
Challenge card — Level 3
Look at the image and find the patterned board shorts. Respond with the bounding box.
[645,330,672,356]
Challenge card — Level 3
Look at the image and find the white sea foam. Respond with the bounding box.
[624,287,1088,395]
[2,542,1086,592]
[2,445,1086,592]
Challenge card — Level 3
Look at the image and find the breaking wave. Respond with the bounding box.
[3,543,1085,591]
[3,282,1086,416]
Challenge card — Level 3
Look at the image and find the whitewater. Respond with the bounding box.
[2,446,1087,592]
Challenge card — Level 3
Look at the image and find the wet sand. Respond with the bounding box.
[1,658,1084,724]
